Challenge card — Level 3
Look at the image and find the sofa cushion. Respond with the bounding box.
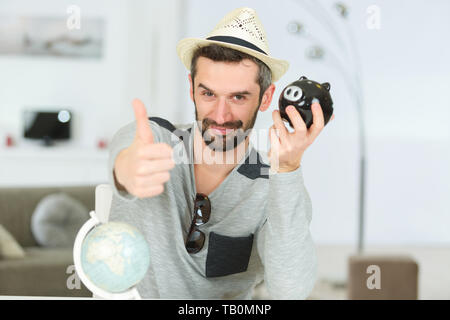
[0,186,96,247]
[0,224,25,259]
[31,193,89,248]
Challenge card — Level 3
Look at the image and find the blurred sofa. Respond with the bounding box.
[0,185,95,297]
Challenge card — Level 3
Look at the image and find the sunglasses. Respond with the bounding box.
[185,193,211,254]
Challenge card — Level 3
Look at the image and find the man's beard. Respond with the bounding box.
[194,99,259,152]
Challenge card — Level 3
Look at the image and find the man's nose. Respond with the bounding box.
[212,97,232,125]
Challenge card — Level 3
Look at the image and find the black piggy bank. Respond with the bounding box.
[278,76,333,129]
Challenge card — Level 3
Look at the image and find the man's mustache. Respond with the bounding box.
[202,118,243,130]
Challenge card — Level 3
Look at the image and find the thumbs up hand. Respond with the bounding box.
[113,99,175,198]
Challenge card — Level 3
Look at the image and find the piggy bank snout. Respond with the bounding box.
[283,85,303,102]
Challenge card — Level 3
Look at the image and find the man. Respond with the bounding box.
[109,7,333,299]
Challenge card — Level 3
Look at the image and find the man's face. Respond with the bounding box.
[189,57,270,152]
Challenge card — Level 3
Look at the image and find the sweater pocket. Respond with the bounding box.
[205,231,254,277]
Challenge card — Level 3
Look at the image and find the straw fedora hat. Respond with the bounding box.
[176,7,289,82]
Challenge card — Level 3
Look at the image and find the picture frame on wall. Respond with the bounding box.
[0,16,104,58]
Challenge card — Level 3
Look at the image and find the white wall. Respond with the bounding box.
[0,0,185,186]
[0,0,129,147]
[180,0,450,247]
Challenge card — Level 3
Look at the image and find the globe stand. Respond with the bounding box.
[73,185,143,300]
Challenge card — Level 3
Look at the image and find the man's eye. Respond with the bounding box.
[234,95,245,101]
[203,91,214,97]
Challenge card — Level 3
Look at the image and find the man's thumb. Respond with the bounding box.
[133,98,154,144]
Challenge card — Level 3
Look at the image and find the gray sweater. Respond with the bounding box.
[107,117,317,299]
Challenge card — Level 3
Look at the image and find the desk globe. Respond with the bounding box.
[80,221,150,293]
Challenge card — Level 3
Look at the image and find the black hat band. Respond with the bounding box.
[206,36,267,55]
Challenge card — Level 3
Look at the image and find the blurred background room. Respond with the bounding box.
[0,0,449,299]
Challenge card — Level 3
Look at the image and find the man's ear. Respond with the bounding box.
[259,84,276,112]
[188,74,194,102]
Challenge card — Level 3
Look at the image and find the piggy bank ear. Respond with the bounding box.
[299,76,308,80]
[322,82,331,91]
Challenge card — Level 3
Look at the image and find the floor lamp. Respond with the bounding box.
[288,1,367,254]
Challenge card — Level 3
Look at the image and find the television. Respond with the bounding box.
[23,110,72,146]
